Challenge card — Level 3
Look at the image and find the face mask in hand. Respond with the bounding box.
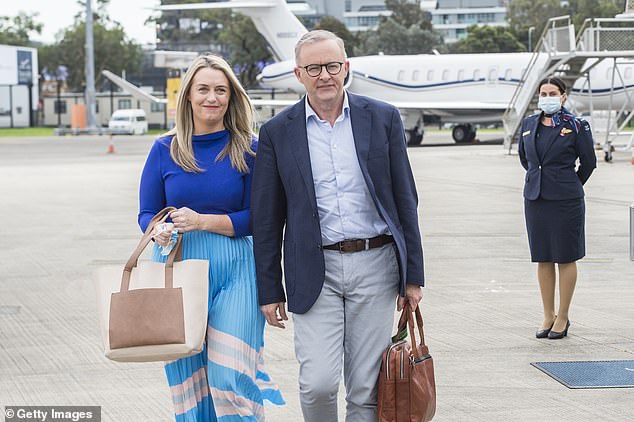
[538,96,562,114]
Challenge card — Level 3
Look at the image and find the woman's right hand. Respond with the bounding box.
[152,222,175,246]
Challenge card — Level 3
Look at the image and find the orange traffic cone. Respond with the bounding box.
[107,135,115,154]
[631,146,634,165]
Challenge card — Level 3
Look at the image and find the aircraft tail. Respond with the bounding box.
[156,0,307,62]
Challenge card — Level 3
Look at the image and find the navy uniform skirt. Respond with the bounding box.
[524,197,585,263]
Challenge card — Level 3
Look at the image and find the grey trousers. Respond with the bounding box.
[293,244,400,422]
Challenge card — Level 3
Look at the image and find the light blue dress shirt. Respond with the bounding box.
[305,92,390,245]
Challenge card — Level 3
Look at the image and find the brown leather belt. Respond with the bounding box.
[322,234,394,253]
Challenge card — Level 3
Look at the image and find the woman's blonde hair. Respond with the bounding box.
[163,54,255,173]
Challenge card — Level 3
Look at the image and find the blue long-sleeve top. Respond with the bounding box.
[138,129,256,237]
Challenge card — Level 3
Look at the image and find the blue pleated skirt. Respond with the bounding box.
[152,231,285,421]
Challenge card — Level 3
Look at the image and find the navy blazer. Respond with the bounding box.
[518,112,596,200]
[251,92,425,314]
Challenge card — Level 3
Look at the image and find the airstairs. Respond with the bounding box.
[503,16,634,158]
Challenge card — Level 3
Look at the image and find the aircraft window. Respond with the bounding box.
[442,70,449,81]
[473,69,481,80]
[458,69,464,80]
[427,70,434,80]
[398,70,405,81]
[488,68,497,81]
[626,67,632,79]
[413,70,420,81]
[505,69,512,80]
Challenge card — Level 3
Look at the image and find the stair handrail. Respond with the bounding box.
[503,16,574,150]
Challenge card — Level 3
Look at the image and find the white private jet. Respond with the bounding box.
[156,0,634,144]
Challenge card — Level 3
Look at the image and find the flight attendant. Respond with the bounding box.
[518,76,596,340]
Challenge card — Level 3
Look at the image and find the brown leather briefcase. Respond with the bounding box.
[377,304,436,422]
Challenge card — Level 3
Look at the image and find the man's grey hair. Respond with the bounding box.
[294,30,347,65]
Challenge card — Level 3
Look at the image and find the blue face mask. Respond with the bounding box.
[538,96,562,114]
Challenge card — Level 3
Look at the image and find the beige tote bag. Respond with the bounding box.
[96,207,209,362]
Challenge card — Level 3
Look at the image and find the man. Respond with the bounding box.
[251,30,425,422]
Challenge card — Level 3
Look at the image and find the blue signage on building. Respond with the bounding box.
[17,50,33,85]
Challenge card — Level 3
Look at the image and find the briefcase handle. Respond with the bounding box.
[119,207,183,293]
[397,304,427,360]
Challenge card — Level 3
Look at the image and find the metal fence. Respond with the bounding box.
[577,19,634,52]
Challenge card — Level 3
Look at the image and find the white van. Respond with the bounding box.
[108,109,148,135]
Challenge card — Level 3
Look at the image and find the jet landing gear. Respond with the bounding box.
[452,124,476,143]
[407,125,424,147]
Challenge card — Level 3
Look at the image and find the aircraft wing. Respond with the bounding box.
[155,1,276,11]
[102,70,167,104]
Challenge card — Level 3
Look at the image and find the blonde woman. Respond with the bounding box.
[138,54,284,421]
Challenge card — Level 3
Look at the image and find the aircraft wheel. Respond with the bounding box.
[453,124,475,143]
[407,129,423,147]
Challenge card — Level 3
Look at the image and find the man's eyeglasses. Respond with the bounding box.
[300,62,344,77]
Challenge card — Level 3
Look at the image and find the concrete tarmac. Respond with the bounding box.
[0,134,633,421]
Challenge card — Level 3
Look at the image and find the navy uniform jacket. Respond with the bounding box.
[251,92,425,314]
[518,111,596,200]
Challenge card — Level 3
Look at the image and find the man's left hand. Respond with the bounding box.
[397,283,423,311]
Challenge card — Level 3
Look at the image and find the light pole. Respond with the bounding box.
[528,26,536,52]
[85,0,97,130]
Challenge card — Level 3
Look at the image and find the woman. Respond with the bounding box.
[138,54,284,421]
[518,76,596,340]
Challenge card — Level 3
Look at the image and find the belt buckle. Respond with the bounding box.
[338,239,360,253]
[337,238,370,253]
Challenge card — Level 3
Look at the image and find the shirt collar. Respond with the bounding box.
[305,91,350,123]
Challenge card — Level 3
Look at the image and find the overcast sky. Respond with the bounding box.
[3,0,160,45]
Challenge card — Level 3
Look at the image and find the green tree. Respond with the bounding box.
[149,0,227,49]
[449,25,525,53]
[355,18,444,55]
[74,0,112,23]
[384,0,432,30]
[0,12,42,46]
[507,0,565,48]
[315,16,358,56]
[508,0,626,50]
[219,13,273,89]
[567,0,626,28]
[355,0,443,55]
[38,21,142,91]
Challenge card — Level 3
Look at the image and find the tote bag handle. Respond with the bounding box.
[119,207,182,292]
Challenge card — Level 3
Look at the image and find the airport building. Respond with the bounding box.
[39,88,294,129]
[432,0,508,43]
[40,91,167,129]
[0,44,39,128]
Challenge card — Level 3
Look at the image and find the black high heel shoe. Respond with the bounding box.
[548,320,570,340]
[536,321,555,339]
